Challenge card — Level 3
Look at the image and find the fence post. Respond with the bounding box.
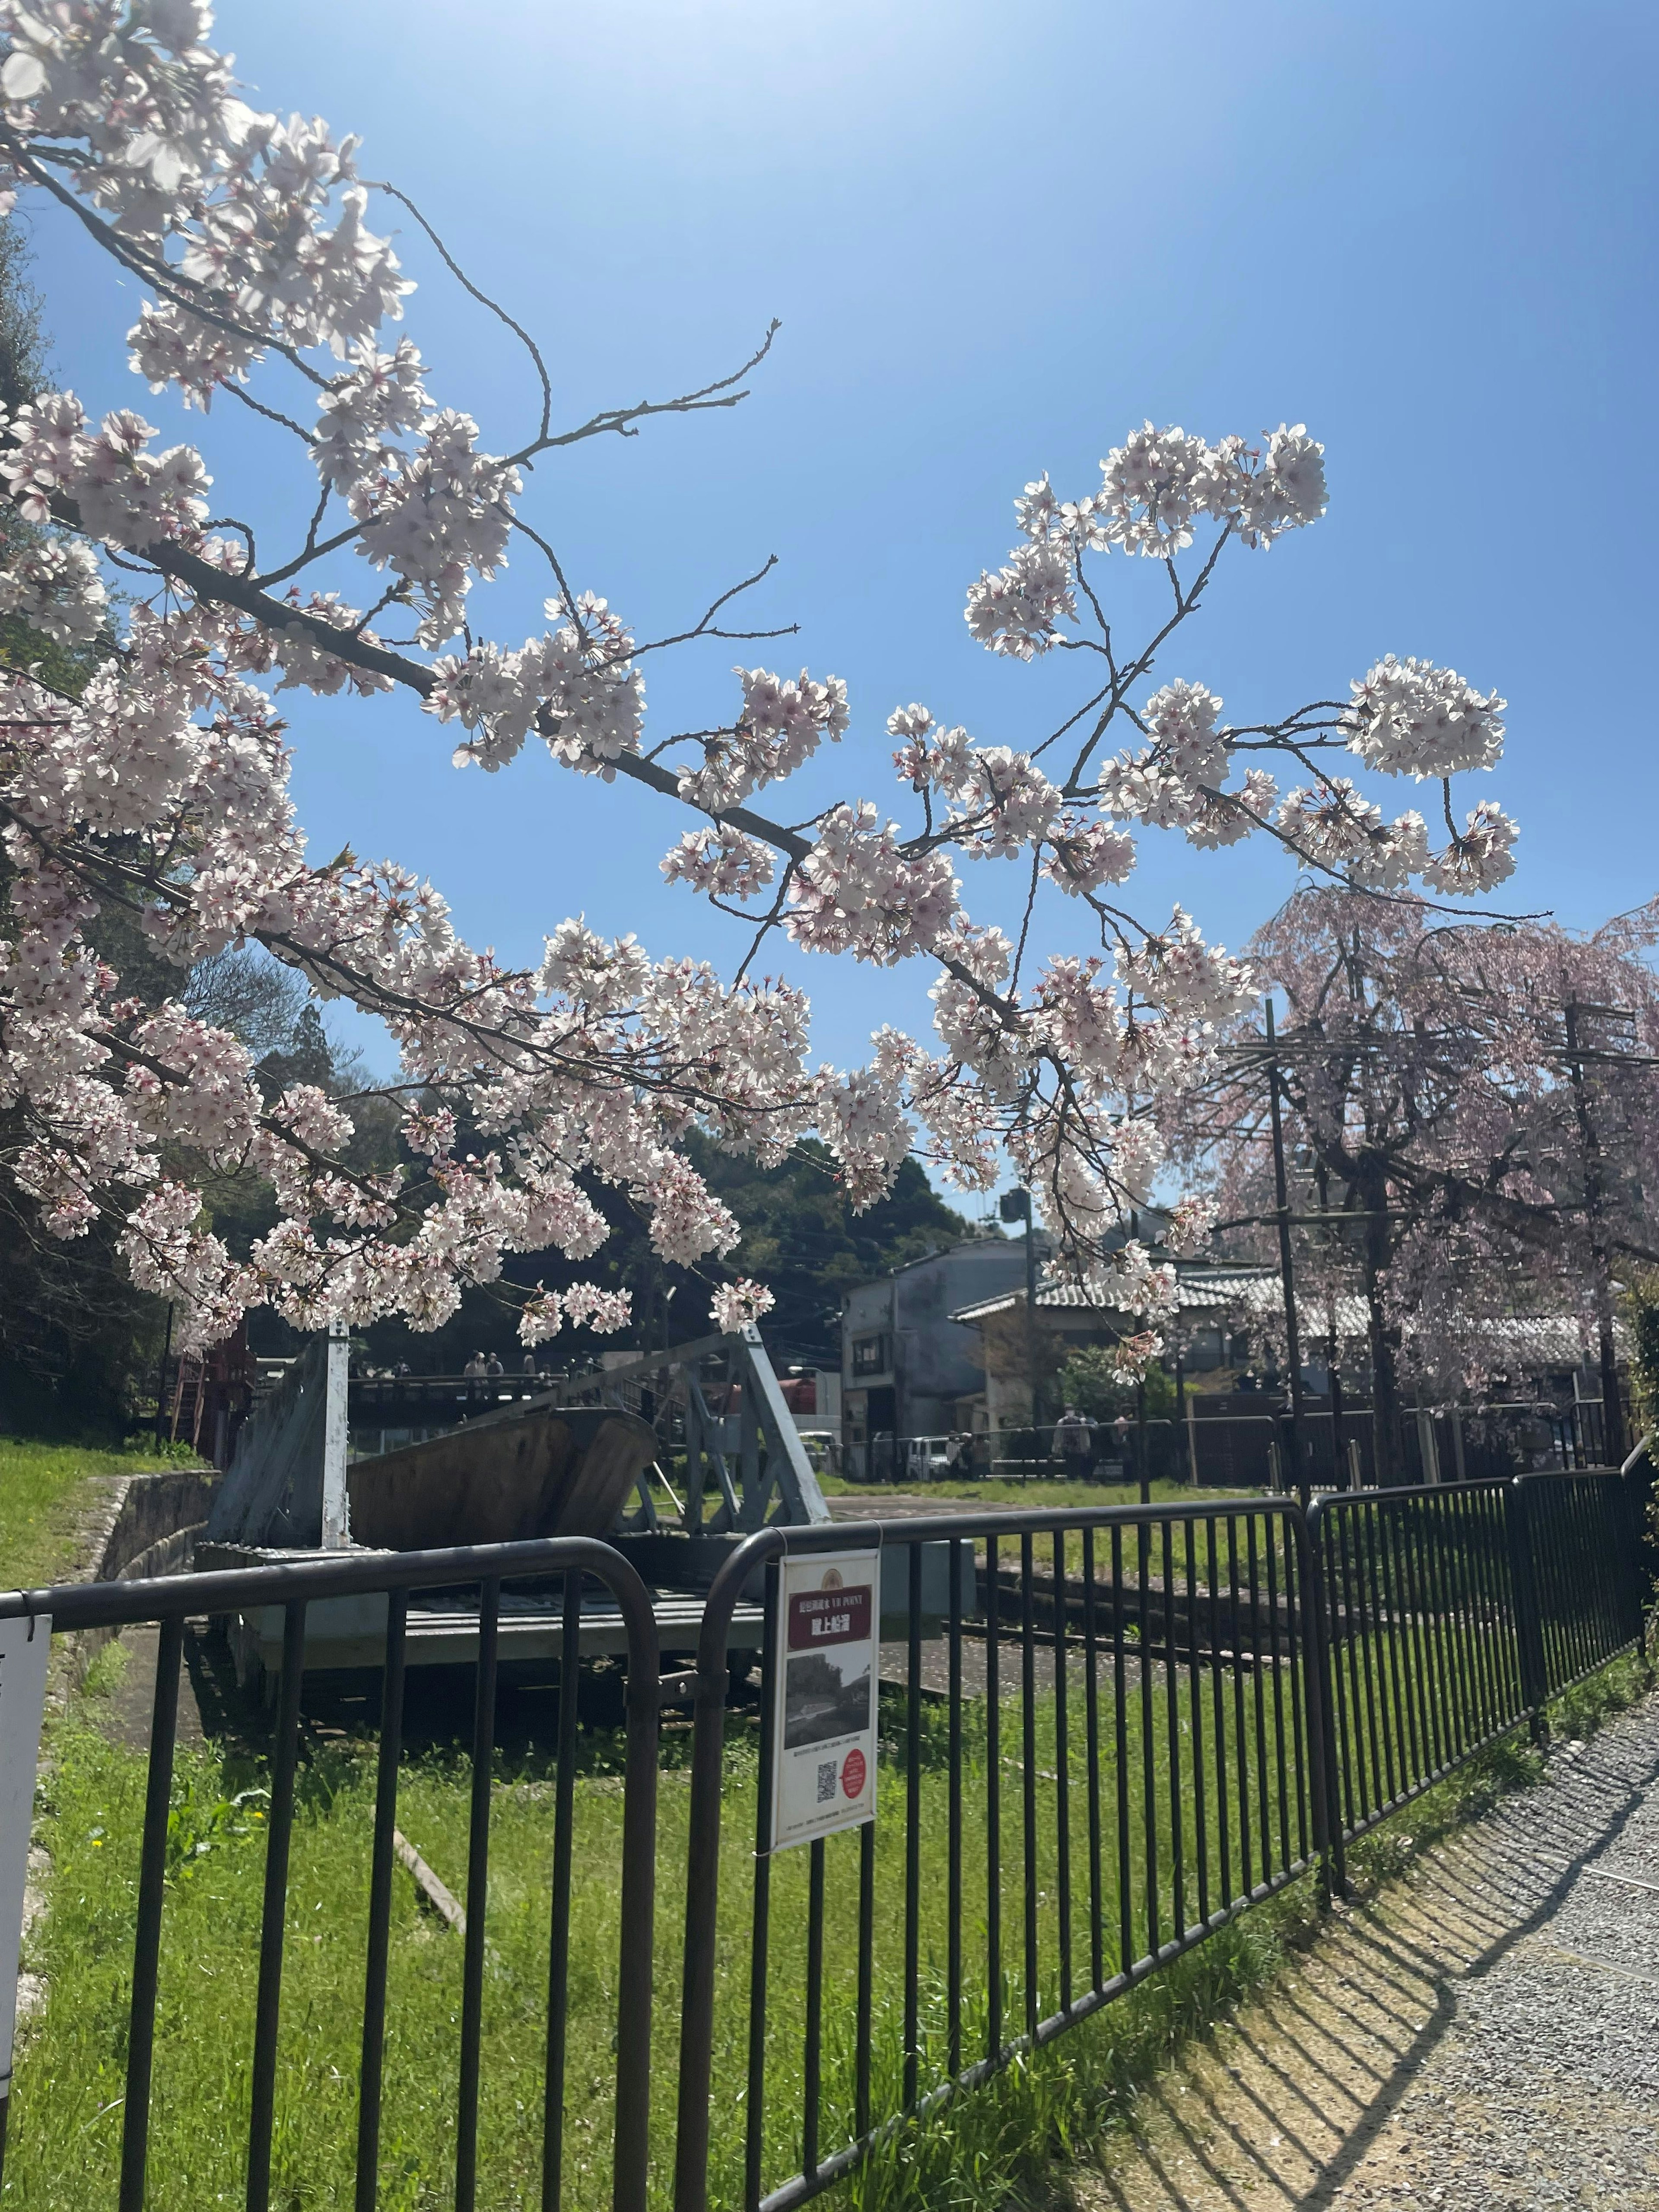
[675,1528,785,2212]
[1297,1499,1347,1903]
[1505,1478,1549,1745]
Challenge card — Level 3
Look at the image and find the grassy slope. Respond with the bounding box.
[0,1437,184,1592]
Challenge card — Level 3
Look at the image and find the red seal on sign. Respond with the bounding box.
[841,1748,867,1799]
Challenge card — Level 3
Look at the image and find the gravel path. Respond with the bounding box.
[1075,1691,1659,2212]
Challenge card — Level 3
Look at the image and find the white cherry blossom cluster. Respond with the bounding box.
[1343,656,1506,780]
[1116,907,1256,1030]
[0,532,108,642]
[709,1278,775,1331]
[518,1282,633,1348]
[786,804,960,964]
[1278,782,1430,891]
[660,826,776,901]
[677,665,848,812]
[1,394,209,545]
[1044,814,1138,895]
[1421,802,1519,896]
[427,597,644,775]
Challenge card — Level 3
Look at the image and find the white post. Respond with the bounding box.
[1186,1391,1199,1490]
[321,1319,351,1549]
[1416,1404,1441,1485]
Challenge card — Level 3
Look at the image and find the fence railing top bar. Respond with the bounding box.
[852,1497,1307,1545]
[1511,1465,1628,1485]
[1308,1474,1517,1516]
[0,1532,660,1634]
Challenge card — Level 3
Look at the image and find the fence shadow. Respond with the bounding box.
[1084,1717,1659,2212]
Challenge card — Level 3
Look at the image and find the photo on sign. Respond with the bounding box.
[784,1646,874,1750]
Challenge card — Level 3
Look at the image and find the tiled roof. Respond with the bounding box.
[951,1267,1613,1361]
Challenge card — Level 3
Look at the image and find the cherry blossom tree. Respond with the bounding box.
[1171,890,1659,1475]
[0,4,1532,1360]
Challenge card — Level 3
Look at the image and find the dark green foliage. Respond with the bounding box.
[1058,1344,1175,1422]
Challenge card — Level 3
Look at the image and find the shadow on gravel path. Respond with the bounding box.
[1074,1694,1659,2212]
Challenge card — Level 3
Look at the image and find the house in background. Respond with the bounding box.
[840,1236,1046,1477]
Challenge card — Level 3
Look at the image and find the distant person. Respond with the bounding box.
[394,1359,410,1378]
[1052,1407,1094,1473]
[522,1351,538,1376]
[464,1350,486,1402]
[484,1352,504,1379]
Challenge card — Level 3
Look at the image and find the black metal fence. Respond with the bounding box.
[674,1499,1330,2212]
[675,1470,1642,2212]
[855,1403,1631,1494]
[0,1471,1643,2211]
[0,1539,661,2212]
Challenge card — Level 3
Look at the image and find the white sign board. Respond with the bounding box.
[0,1616,49,2092]
[767,1549,879,1853]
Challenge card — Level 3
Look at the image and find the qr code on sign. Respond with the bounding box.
[816,1761,837,1804]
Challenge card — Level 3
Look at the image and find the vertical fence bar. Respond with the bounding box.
[1020,1533,1040,2037]
[1300,1503,1344,1899]
[1185,1518,1208,1928]
[802,1839,826,2179]
[1207,1517,1232,1910]
[985,1535,1003,2059]
[904,1541,923,2108]
[1244,1518,1270,1888]
[1281,1510,1309,1868]
[541,1571,582,2212]
[117,1613,184,2212]
[1111,1524,1132,1974]
[1350,1501,1384,1819]
[1332,1502,1364,1832]
[947,1538,964,2078]
[1227,1518,1252,1900]
[1138,1510,1159,1961]
[1264,1515,1290,1876]
[855,1820,875,2140]
[1083,1526,1104,1995]
[1162,1519,1184,1938]
[455,1579,501,2212]
[1515,1479,1550,1708]
[355,1592,407,2212]
[1052,1530,1073,2011]
[246,1599,308,2212]
[1373,1494,1411,1802]
[745,1564,779,2212]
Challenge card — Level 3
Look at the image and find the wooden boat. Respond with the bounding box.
[346,1400,659,1551]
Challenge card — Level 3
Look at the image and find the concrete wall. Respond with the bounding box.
[842,1239,1048,1445]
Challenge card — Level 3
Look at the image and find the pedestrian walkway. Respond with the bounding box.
[1077,1691,1659,2212]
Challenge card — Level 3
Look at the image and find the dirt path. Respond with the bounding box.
[1075,1692,1659,2212]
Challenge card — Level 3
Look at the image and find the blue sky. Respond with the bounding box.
[29,0,1659,1096]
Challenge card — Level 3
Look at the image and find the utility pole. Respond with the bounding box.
[1564,998,1627,1465]
[1264,998,1308,1500]
[1000,1186,1042,1460]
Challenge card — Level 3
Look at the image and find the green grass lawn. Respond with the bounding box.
[820,1472,1234,1511]
[0,1437,189,1593]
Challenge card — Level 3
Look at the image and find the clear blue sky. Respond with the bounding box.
[30,0,1659,1089]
